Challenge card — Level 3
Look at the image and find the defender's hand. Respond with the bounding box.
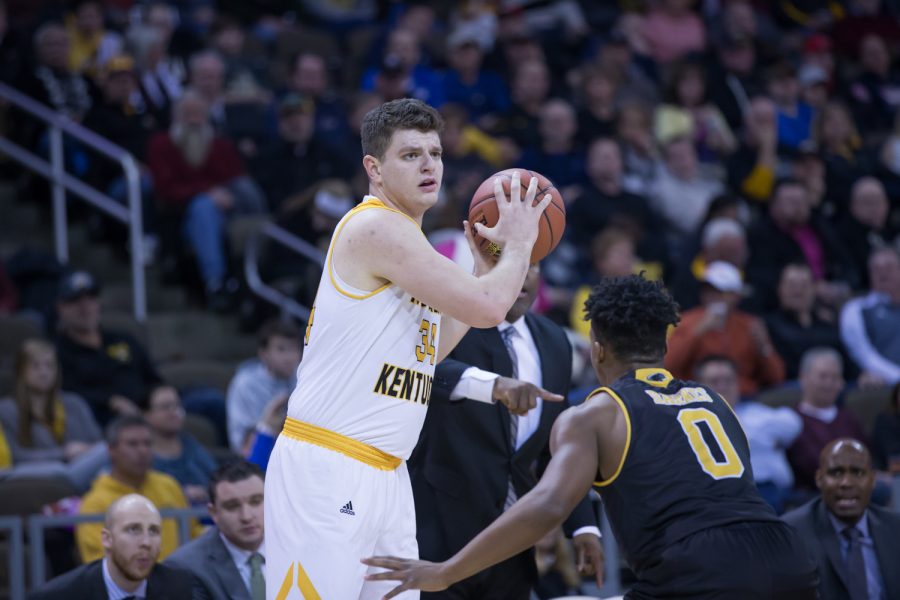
[492,376,564,416]
[362,556,451,598]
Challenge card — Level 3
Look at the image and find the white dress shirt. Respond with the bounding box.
[102,557,147,599]
[220,533,265,594]
[449,317,600,539]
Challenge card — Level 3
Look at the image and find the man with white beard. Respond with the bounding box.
[147,90,266,310]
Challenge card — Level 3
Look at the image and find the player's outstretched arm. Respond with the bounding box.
[362,403,601,598]
[349,172,551,328]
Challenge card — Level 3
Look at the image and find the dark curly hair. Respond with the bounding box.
[584,275,681,363]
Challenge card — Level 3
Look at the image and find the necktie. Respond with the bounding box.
[501,327,519,510]
[249,552,265,600]
[842,526,869,600]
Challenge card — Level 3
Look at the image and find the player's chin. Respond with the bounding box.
[417,187,441,205]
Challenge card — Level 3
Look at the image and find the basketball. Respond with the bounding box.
[468,169,566,263]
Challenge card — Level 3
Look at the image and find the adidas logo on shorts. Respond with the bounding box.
[340,501,355,516]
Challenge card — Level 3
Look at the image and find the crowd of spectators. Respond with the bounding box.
[2,0,900,596]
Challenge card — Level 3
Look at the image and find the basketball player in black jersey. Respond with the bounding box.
[364,275,818,599]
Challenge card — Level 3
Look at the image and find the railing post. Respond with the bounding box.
[0,516,24,600]
[28,515,46,590]
[122,155,146,322]
[49,126,68,264]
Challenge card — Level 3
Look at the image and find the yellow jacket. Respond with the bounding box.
[76,472,203,563]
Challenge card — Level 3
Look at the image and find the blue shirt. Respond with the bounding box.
[442,70,510,120]
[828,511,885,600]
[152,434,217,490]
[776,102,814,150]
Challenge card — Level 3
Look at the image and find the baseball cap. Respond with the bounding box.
[702,261,743,293]
[58,270,101,301]
[313,188,354,219]
[380,54,406,77]
[798,64,828,88]
[447,26,482,51]
[278,93,313,116]
[803,34,832,55]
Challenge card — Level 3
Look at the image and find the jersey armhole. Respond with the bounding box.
[326,201,398,300]
[592,387,633,488]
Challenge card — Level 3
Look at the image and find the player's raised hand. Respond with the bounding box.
[473,171,553,252]
[361,556,450,598]
[573,532,605,587]
[492,377,565,416]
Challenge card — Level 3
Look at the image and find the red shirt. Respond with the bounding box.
[146,132,245,208]
[666,307,786,397]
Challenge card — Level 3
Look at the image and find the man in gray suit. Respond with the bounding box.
[166,460,265,599]
[783,438,900,600]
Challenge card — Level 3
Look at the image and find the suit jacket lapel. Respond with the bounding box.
[87,560,109,599]
[814,499,850,592]
[210,530,251,599]
[869,509,897,598]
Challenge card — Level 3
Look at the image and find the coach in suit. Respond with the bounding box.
[30,494,192,600]
[410,263,602,599]
[166,461,266,600]
[783,438,900,600]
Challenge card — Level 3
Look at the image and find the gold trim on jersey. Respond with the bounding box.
[282,417,402,470]
[590,387,633,488]
[634,367,673,388]
[275,562,322,600]
[325,196,422,300]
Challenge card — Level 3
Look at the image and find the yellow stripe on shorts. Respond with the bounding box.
[276,562,322,600]
[282,417,402,470]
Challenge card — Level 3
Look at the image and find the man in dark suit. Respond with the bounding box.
[166,461,266,600]
[783,438,900,600]
[409,263,602,599]
[30,494,192,599]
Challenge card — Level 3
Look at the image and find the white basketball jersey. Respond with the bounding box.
[287,196,441,459]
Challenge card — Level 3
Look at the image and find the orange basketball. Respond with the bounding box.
[468,169,566,263]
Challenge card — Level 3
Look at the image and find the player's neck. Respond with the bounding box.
[368,185,425,225]
[601,359,663,385]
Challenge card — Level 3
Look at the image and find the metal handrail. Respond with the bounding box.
[0,516,25,600]
[0,81,146,321]
[244,220,325,322]
[27,506,208,589]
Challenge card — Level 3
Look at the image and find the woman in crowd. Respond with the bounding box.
[0,339,106,492]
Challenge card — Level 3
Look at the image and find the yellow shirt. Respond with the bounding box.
[0,427,10,469]
[76,472,203,563]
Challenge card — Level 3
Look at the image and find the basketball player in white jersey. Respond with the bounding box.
[265,98,554,599]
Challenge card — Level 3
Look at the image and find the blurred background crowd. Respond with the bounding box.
[1,0,900,596]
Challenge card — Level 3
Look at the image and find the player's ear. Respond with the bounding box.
[363,154,382,183]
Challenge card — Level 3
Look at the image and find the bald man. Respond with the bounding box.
[783,439,900,600]
[31,494,192,600]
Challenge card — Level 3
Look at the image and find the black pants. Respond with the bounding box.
[627,521,819,600]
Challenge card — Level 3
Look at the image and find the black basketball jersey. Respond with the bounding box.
[593,368,778,577]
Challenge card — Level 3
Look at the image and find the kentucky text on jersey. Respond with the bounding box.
[373,362,434,405]
[410,296,440,314]
[645,387,715,406]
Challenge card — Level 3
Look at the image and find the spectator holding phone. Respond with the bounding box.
[667,261,785,397]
